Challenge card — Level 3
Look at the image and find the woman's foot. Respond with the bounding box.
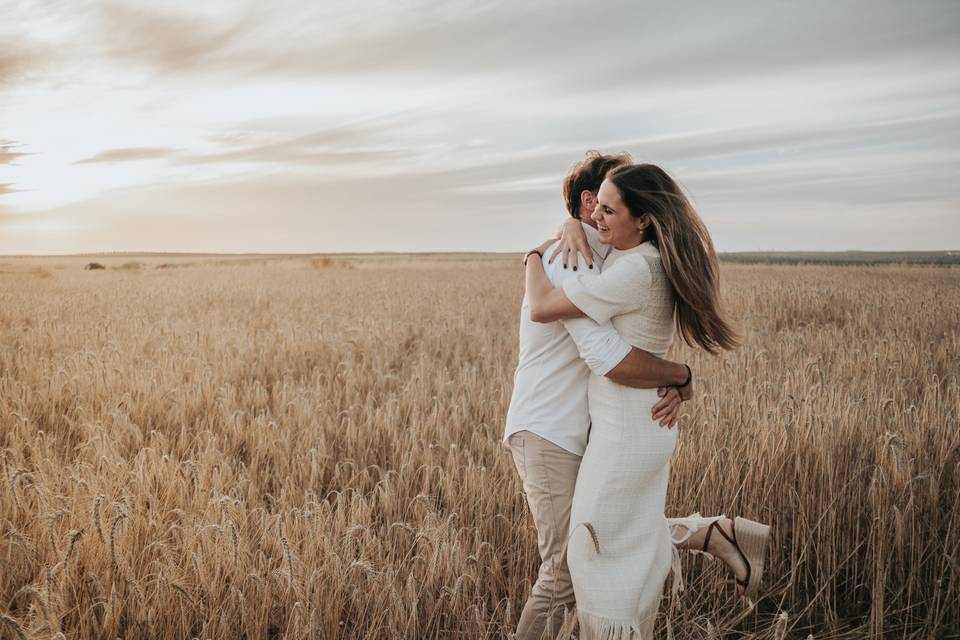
[702,518,750,594]
[674,516,770,597]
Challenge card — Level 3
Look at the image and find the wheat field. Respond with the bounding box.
[0,255,957,639]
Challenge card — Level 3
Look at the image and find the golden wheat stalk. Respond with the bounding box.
[0,614,28,640]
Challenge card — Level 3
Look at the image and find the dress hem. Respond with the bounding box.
[576,607,648,640]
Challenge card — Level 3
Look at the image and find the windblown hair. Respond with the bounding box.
[606,163,741,354]
[562,151,633,219]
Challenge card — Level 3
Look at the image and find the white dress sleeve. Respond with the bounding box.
[561,254,652,325]
[560,317,632,376]
[540,242,632,376]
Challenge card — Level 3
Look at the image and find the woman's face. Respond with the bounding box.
[591,179,646,249]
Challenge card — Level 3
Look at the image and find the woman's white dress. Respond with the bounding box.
[562,241,688,639]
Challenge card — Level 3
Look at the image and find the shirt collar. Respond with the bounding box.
[611,240,660,258]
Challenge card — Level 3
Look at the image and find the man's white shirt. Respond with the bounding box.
[504,223,632,456]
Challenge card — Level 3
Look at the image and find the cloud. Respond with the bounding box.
[92,2,252,73]
[0,140,30,165]
[0,148,562,253]
[74,147,180,164]
[3,0,959,253]
[178,117,420,167]
[80,1,516,78]
[618,111,960,166]
[684,150,960,207]
[8,1,960,104]
[182,145,410,167]
[0,205,20,230]
[0,140,21,199]
[5,126,960,255]
[10,147,958,255]
[70,0,960,92]
[0,51,26,81]
[0,48,43,87]
[0,10,57,90]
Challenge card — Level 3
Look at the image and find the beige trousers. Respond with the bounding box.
[508,431,582,640]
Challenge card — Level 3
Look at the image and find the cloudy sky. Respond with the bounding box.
[1,0,958,254]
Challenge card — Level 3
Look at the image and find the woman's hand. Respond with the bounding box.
[651,386,683,428]
[549,218,592,270]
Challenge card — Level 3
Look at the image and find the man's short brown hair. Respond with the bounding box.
[562,151,633,219]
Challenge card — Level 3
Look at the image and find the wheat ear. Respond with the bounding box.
[110,513,127,568]
[93,495,105,543]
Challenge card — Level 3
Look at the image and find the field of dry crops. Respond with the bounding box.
[0,255,957,639]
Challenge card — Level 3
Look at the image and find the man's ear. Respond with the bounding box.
[580,190,596,214]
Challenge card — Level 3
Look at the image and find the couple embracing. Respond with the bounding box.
[504,152,771,639]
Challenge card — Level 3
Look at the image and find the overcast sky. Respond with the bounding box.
[2,0,959,254]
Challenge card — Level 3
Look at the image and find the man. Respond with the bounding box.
[504,151,692,640]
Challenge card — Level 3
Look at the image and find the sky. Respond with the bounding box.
[1,0,959,254]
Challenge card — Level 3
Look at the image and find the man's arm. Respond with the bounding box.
[565,319,691,396]
[526,241,585,322]
[538,239,691,391]
[561,317,692,426]
[536,234,691,426]
[606,348,689,390]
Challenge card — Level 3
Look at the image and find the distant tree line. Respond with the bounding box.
[718,251,960,266]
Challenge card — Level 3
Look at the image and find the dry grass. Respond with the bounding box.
[310,256,354,270]
[0,256,957,639]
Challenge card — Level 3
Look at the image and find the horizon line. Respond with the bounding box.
[2,249,959,258]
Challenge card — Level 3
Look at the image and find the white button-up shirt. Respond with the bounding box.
[504,223,632,456]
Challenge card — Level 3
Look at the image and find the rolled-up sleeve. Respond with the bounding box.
[560,317,632,376]
[561,255,651,324]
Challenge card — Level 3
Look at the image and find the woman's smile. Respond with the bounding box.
[591,179,644,250]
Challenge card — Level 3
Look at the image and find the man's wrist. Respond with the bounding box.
[523,249,543,266]
[674,363,692,388]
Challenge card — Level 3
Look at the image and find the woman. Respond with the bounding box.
[524,163,770,638]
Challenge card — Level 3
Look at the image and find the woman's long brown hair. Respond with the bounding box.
[607,163,740,354]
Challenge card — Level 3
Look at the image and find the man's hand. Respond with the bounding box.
[549,218,592,270]
[651,386,682,428]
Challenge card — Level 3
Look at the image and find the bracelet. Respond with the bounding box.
[675,364,692,388]
[523,249,543,266]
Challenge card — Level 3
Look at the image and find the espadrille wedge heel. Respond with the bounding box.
[731,517,770,598]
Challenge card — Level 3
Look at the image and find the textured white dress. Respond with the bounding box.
[562,241,689,639]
